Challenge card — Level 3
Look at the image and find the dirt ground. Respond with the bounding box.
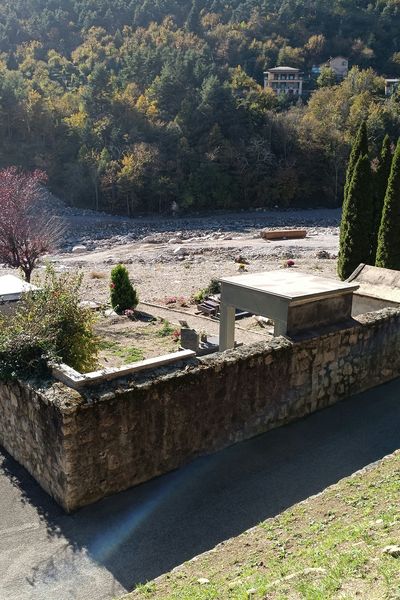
[0,208,341,364]
[48,214,339,305]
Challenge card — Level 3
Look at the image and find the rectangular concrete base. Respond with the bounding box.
[287,294,353,336]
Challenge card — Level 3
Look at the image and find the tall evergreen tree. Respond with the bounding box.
[338,154,374,280]
[371,134,392,262]
[375,139,400,270]
[343,120,369,204]
[185,0,201,33]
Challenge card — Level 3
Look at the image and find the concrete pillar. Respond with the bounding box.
[219,303,236,351]
[273,319,288,337]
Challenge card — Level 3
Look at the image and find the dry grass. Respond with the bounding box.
[90,271,107,279]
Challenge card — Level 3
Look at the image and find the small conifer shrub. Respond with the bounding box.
[110,264,139,313]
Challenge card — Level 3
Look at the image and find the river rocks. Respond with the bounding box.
[71,245,87,254]
[173,246,188,256]
[234,255,249,264]
[142,235,165,244]
[316,250,331,259]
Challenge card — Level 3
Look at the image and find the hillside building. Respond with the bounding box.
[327,56,348,78]
[385,79,400,96]
[264,67,303,96]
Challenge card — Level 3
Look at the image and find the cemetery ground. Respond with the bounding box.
[0,207,340,369]
[59,256,336,368]
[128,450,400,600]
[94,307,267,369]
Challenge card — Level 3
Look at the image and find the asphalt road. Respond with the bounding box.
[1,378,400,600]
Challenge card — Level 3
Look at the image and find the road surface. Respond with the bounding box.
[1,378,399,600]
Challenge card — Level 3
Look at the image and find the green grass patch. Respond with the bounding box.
[123,451,400,600]
[116,346,144,363]
[157,320,175,338]
[98,338,144,363]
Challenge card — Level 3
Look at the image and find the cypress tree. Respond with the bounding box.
[343,120,369,204]
[338,154,374,280]
[371,134,392,262]
[185,0,201,33]
[110,264,139,313]
[375,139,400,270]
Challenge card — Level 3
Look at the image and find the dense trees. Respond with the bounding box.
[0,1,399,214]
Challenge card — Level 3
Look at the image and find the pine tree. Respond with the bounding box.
[110,264,139,313]
[343,120,369,204]
[375,139,400,270]
[338,154,374,280]
[185,0,201,33]
[371,134,392,262]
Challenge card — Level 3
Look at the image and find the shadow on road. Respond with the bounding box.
[2,378,400,593]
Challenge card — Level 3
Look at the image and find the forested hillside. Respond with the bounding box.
[0,0,400,213]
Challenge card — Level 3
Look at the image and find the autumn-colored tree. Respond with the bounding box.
[0,167,62,281]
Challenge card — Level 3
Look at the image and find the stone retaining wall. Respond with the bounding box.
[1,308,400,512]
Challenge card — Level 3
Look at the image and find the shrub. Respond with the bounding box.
[206,278,221,295]
[193,278,221,304]
[193,289,206,304]
[157,320,174,337]
[0,266,98,380]
[110,264,139,313]
[0,328,50,380]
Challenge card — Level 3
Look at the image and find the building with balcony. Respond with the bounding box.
[264,67,303,96]
[385,79,400,96]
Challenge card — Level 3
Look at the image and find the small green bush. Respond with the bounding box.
[110,264,139,314]
[206,278,221,295]
[157,319,174,337]
[0,266,99,380]
[193,278,221,304]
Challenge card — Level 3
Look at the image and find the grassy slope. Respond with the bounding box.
[125,451,400,600]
